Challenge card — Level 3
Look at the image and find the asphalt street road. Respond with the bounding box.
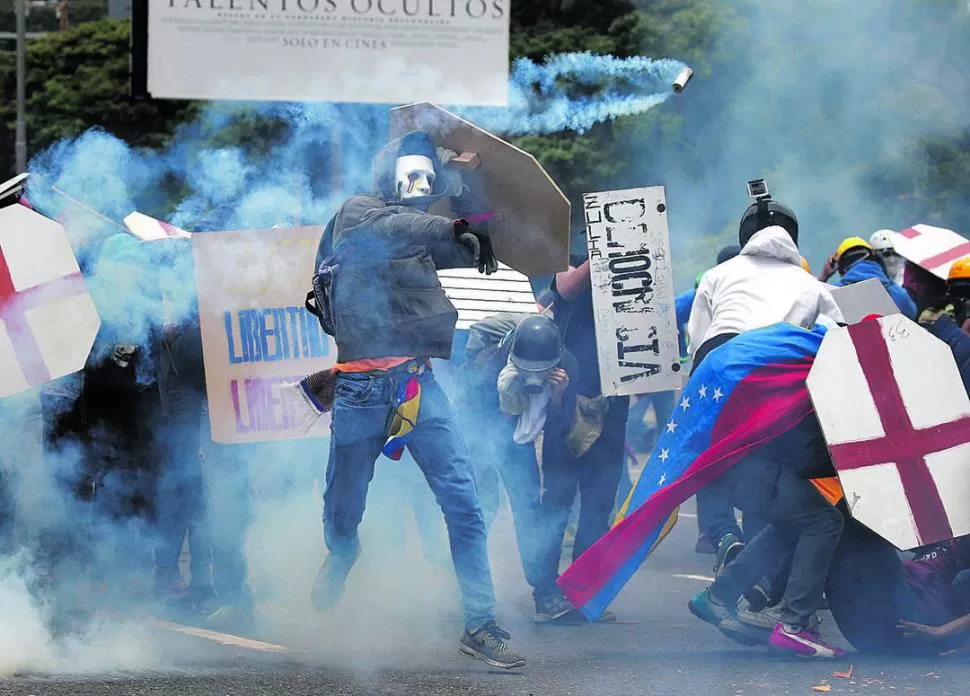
[2,499,969,696]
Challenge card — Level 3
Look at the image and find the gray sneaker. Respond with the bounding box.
[736,600,785,631]
[459,623,527,669]
[535,594,574,622]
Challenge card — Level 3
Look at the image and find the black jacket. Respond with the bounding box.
[322,196,474,362]
[316,134,476,363]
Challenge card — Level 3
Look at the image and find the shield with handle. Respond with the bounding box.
[0,203,101,398]
[390,102,571,278]
[806,315,970,550]
[892,224,970,280]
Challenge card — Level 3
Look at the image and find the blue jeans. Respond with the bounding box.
[323,363,496,631]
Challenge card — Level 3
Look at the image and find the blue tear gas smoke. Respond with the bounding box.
[456,52,688,135]
[0,49,688,670]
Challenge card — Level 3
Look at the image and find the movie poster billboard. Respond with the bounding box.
[192,226,334,444]
[584,186,681,397]
[145,0,510,105]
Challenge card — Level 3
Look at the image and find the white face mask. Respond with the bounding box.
[394,155,436,200]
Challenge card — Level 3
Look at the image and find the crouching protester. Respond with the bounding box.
[451,313,583,621]
[291,131,525,669]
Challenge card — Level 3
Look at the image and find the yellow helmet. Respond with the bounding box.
[800,256,811,273]
[948,257,970,282]
[836,236,873,261]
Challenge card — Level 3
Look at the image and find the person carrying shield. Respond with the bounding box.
[682,182,848,658]
[818,236,917,318]
[300,131,525,669]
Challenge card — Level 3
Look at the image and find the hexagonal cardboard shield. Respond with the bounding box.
[0,204,100,398]
[893,224,970,280]
[807,315,970,550]
[390,102,570,277]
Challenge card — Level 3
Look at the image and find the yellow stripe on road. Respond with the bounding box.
[143,619,290,654]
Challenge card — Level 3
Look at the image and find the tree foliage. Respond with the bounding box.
[0,20,198,178]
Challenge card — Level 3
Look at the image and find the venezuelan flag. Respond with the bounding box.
[558,322,830,620]
[382,375,422,460]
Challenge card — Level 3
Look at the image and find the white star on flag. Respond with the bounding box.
[698,385,708,399]
[680,397,690,411]
[657,472,667,486]
[666,420,678,434]
[659,448,670,462]
[713,387,724,402]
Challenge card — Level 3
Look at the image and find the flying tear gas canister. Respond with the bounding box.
[672,67,694,94]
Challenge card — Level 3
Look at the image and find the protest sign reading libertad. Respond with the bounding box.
[193,226,334,444]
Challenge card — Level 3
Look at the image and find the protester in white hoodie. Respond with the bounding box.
[688,225,844,362]
[685,194,849,659]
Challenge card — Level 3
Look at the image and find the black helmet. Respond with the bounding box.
[510,315,563,373]
[739,200,799,248]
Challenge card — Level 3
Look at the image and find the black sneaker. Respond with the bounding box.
[311,546,360,612]
[459,622,527,669]
[535,593,574,622]
[713,533,744,578]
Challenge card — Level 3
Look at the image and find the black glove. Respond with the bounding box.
[454,220,498,275]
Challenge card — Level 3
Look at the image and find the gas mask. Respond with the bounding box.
[876,250,905,285]
[395,155,436,201]
[520,368,553,395]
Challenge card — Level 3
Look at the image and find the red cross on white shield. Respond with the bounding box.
[807,315,970,550]
[0,204,100,398]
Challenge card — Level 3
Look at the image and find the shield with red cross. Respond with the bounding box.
[806,315,970,550]
[0,204,100,398]
[892,224,970,280]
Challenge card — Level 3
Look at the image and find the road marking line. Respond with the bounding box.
[142,619,289,653]
[672,573,715,582]
[679,513,697,518]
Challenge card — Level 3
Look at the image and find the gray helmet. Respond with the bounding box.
[510,315,563,373]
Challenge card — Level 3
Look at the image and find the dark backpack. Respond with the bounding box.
[305,256,338,337]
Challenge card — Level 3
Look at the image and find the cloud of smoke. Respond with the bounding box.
[643,0,970,287]
[0,47,690,675]
[458,52,687,135]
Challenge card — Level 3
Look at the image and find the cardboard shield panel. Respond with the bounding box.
[829,278,900,324]
[0,204,100,398]
[438,262,536,331]
[390,102,570,278]
[583,186,681,397]
[192,226,335,444]
[807,315,970,550]
[893,224,970,280]
[125,211,191,241]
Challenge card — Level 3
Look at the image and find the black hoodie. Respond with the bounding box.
[316,131,475,363]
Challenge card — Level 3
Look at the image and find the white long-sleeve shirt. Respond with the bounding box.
[687,226,844,356]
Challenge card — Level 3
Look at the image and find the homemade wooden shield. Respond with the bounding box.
[807,316,970,550]
[124,211,191,241]
[192,226,335,444]
[0,204,100,398]
[829,278,900,324]
[583,186,681,397]
[893,224,970,280]
[438,262,536,331]
[390,102,570,278]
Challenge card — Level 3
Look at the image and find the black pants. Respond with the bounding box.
[708,418,843,626]
[535,396,630,600]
